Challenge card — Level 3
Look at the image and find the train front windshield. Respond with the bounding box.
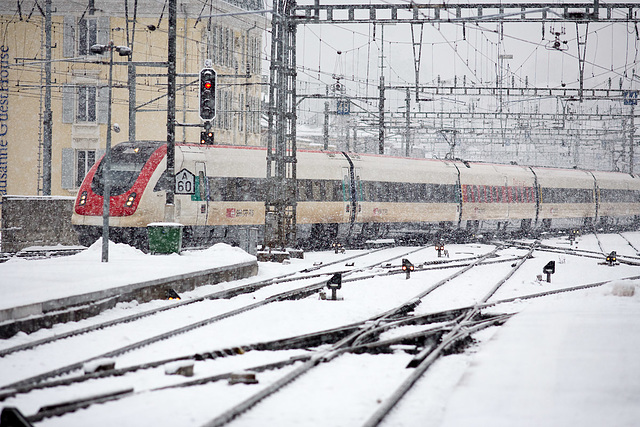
[91,143,160,196]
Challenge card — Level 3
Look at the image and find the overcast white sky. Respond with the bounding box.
[262,1,638,113]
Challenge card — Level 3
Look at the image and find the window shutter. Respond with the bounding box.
[97,86,109,124]
[61,148,75,189]
[62,85,74,123]
[97,17,110,53]
[63,16,75,58]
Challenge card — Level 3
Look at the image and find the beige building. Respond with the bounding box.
[0,0,266,219]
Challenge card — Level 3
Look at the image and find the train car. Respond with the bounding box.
[72,140,640,249]
[457,162,538,233]
[591,170,640,228]
[532,166,597,230]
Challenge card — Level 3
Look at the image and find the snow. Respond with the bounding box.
[438,282,640,427]
[0,239,256,311]
[0,233,639,426]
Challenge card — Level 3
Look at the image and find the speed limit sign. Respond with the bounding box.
[175,168,196,194]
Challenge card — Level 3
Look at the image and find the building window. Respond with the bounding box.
[76,150,96,187]
[77,86,97,122]
[78,18,97,56]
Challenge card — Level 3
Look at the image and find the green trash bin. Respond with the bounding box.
[147,222,183,254]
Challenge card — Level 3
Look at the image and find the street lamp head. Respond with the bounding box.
[116,46,132,56]
[90,44,106,54]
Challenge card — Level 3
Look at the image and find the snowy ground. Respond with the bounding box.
[0,233,639,426]
[0,241,256,311]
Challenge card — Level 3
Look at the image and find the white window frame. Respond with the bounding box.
[76,149,96,187]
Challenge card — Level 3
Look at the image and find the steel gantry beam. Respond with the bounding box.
[293,1,639,24]
[386,85,636,103]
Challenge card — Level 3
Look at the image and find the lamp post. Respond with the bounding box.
[90,41,131,262]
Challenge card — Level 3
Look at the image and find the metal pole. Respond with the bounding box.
[128,62,136,143]
[165,0,177,220]
[42,0,52,195]
[405,88,411,157]
[378,75,385,154]
[323,99,329,150]
[101,44,114,263]
[378,24,385,155]
[631,104,635,174]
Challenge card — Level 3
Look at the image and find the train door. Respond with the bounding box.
[194,162,209,226]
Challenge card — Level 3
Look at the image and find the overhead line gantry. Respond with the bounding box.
[266,0,639,249]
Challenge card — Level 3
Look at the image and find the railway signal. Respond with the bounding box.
[402,258,414,279]
[326,273,342,301]
[199,67,217,121]
[569,229,580,244]
[200,130,214,145]
[606,251,618,266]
[543,261,556,283]
[435,242,445,257]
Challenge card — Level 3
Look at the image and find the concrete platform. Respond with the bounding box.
[0,242,258,338]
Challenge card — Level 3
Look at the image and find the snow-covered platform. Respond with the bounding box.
[436,281,640,427]
[0,241,258,338]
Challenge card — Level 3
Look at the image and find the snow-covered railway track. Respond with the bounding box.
[196,245,534,426]
[0,247,400,359]
[0,245,446,390]
[0,243,546,426]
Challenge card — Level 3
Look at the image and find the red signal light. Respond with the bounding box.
[204,81,212,90]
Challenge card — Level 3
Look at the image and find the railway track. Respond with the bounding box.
[1,245,477,390]
[1,238,636,426]
[0,244,513,361]
[0,246,395,358]
[0,244,507,422]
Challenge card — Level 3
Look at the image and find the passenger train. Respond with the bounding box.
[71,140,640,249]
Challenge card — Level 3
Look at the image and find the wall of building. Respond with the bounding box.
[0,0,266,221]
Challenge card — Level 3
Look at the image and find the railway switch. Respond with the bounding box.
[606,251,618,266]
[326,273,343,301]
[543,261,556,283]
[402,258,414,279]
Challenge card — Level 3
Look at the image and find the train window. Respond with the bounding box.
[312,180,325,200]
[209,178,221,201]
[324,181,334,202]
[153,169,171,192]
[373,182,383,202]
[223,178,236,201]
[92,143,158,196]
[298,180,309,201]
[237,178,252,201]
